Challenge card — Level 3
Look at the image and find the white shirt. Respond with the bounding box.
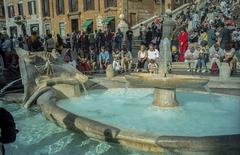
[147,49,159,60]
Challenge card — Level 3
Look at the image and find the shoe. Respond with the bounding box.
[197,69,200,72]
[201,69,206,73]
[187,69,191,72]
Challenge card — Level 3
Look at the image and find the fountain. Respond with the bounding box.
[1,10,240,155]
[125,9,209,108]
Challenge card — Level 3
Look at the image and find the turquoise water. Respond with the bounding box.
[0,102,160,155]
[58,88,240,137]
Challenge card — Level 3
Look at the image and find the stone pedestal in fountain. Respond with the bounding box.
[219,62,231,80]
[153,89,178,107]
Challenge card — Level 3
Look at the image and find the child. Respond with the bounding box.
[148,59,158,74]
[196,45,207,73]
[112,49,122,72]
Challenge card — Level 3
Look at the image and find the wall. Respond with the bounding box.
[4,0,44,37]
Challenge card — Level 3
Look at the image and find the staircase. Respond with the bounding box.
[131,3,192,37]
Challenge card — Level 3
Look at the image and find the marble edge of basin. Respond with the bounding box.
[37,88,240,153]
[125,73,210,89]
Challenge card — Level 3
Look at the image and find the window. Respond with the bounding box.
[84,0,95,11]
[42,0,50,17]
[104,0,117,8]
[56,0,64,15]
[59,22,65,37]
[0,2,5,17]
[28,0,36,15]
[8,5,15,18]
[18,3,24,16]
[69,0,78,12]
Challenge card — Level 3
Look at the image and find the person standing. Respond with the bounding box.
[115,28,123,49]
[207,24,217,47]
[126,27,133,53]
[45,34,55,52]
[178,27,188,62]
[56,34,64,54]
[218,22,232,50]
[139,24,146,41]
[146,27,153,47]
[65,34,71,49]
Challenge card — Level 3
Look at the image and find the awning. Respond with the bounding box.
[81,19,93,29]
[102,16,115,25]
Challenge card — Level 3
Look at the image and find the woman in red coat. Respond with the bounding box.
[178,27,188,62]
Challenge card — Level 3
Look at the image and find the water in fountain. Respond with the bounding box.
[0,78,22,95]
[0,101,158,155]
[58,88,240,137]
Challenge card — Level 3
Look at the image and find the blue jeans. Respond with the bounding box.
[197,59,205,68]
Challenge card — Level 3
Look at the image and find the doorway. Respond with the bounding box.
[71,19,79,32]
[130,13,137,26]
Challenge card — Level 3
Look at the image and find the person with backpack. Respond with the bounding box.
[0,108,18,155]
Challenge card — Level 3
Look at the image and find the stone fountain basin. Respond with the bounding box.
[125,73,209,89]
[37,86,240,154]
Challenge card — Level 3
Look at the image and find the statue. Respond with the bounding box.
[158,9,176,76]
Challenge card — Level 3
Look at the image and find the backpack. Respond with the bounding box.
[211,62,219,73]
[31,39,43,51]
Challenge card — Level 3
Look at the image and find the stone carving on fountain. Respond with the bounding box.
[125,9,209,108]
[16,48,88,108]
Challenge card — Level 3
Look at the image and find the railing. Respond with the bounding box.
[131,3,192,37]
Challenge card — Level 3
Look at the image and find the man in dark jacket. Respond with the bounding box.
[0,108,18,155]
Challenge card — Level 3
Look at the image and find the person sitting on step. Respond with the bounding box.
[112,48,122,73]
[121,48,132,73]
[148,59,158,74]
[184,44,199,72]
[209,43,224,73]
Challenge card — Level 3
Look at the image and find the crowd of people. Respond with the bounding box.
[170,0,240,73]
[0,0,239,75]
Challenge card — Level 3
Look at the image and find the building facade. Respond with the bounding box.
[4,0,46,37]
[0,0,5,31]
[3,0,192,37]
[48,0,164,36]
